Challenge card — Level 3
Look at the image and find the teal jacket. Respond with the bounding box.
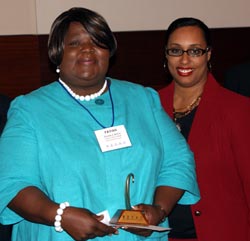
[0,78,200,241]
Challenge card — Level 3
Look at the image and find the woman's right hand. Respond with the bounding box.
[62,207,118,241]
[8,186,118,240]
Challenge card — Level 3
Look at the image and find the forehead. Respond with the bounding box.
[65,22,88,36]
[168,26,206,46]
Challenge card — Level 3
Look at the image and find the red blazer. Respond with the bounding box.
[159,73,250,241]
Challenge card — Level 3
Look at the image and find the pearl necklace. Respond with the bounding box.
[59,78,107,101]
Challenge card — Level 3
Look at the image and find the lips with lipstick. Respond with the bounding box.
[177,67,193,76]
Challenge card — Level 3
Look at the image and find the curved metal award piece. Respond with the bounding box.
[125,173,134,210]
[110,173,148,226]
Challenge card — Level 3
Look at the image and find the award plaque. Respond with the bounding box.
[110,173,148,226]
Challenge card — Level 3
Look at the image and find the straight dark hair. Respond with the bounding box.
[165,17,212,47]
[48,7,117,66]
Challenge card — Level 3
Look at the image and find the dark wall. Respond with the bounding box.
[0,36,41,97]
[1,27,250,98]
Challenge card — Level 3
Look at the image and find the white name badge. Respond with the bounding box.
[94,125,132,152]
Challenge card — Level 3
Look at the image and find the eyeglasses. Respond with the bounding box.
[165,47,210,57]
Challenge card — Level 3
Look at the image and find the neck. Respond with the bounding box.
[173,84,204,111]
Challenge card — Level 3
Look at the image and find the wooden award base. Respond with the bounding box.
[110,209,148,226]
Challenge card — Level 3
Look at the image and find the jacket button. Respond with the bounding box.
[194,210,201,216]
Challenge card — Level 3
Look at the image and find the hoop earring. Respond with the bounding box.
[164,61,168,70]
[56,67,60,73]
[163,60,169,73]
[208,61,212,72]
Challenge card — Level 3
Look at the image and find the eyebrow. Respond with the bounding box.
[168,43,203,48]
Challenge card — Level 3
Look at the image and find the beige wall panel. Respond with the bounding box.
[0,0,37,35]
[0,0,250,35]
[36,0,250,34]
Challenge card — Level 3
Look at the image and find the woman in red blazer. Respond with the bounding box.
[159,17,250,241]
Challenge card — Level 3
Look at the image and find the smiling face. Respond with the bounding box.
[59,22,110,94]
[166,26,211,89]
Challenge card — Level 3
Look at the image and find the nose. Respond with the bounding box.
[179,52,190,64]
[80,43,95,53]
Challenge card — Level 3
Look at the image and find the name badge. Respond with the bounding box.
[95,125,132,152]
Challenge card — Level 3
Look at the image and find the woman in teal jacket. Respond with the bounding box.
[0,8,199,241]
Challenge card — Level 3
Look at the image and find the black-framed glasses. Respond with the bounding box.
[165,47,210,57]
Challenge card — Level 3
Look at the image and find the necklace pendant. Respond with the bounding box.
[176,123,181,132]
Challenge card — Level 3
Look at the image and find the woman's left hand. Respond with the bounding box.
[122,204,164,237]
